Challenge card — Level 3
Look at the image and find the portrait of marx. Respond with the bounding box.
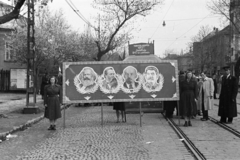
[122,66,141,93]
[74,67,99,94]
[142,66,164,93]
[99,67,120,94]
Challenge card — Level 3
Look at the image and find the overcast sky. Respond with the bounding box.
[4,0,225,57]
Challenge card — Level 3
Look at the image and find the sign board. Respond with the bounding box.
[129,43,154,55]
[63,60,179,103]
[10,69,27,90]
[10,69,33,90]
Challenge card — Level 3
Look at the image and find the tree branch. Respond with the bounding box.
[0,0,26,24]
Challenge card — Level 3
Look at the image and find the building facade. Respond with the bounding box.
[177,53,193,72]
[192,26,230,75]
[0,1,26,70]
[229,0,240,75]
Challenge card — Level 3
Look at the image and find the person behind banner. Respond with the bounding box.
[40,72,49,99]
[57,71,63,86]
[44,76,62,130]
[113,102,125,123]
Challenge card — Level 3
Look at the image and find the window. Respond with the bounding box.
[5,41,14,61]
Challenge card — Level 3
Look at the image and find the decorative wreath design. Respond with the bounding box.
[142,72,164,93]
[98,74,122,94]
[121,73,143,94]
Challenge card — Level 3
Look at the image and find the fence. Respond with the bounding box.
[0,69,10,91]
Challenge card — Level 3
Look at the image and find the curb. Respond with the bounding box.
[0,104,72,142]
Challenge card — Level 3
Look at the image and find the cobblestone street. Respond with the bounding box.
[1,94,240,159]
[0,105,191,160]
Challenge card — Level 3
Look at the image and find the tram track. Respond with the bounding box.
[209,116,240,138]
[162,113,207,160]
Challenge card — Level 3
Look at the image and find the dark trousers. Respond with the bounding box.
[164,101,176,118]
[202,90,208,119]
[220,117,233,123]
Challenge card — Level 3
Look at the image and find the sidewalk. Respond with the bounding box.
[0,93,44,140]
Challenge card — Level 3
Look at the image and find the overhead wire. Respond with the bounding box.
[165,13,212,49]
[149,0,175,40]
[64,0,98,31]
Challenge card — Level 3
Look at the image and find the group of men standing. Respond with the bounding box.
[165,65,238,124]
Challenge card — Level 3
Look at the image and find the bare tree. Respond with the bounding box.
[207,0,240,34]
[92,0,163,61]
[190,25,212,71]
[0,0,53,24]
[162,49,179,59]
[9,8,90,73]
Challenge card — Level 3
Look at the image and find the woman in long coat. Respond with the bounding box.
[44,76,62,130]
[180,71,198,127]
[218,66,238,123]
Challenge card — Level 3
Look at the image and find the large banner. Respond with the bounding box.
[63,60,179,103]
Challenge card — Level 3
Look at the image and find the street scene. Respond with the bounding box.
[1,0,240,160]
[0,93,240,160]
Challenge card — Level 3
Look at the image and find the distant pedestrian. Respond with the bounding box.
[196,77,203,116]
[218,66,238,124]
[57,71,63,86]
[217,74,223,96]
[40,72,49,99]
[178,71,185,118]
[113,102,125,123]
[200,71,214,121]
[212,74,218,99]
[180,71,198,127]
[44,76,62,130]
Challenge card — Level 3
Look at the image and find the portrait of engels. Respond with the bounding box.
[99,67,121,94]
[122,66,141,93]
[142,66,164,93]
[74,67,99,94]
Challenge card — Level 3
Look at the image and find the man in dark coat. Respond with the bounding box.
[218,66,238,124]
[40,72,49,99]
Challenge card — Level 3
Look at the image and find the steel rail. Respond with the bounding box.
[162,114,206,160]
[209,116,240,138]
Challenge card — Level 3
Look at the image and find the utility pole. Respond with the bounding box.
[98,14,100,41]
[23,0,39,114]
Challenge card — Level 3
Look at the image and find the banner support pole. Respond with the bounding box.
[101,103,103,127]
[177,101,180,125]
[63,105,66,129]
[140,102,142,127]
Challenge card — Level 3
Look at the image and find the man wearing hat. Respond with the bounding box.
[218,66,238,123]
